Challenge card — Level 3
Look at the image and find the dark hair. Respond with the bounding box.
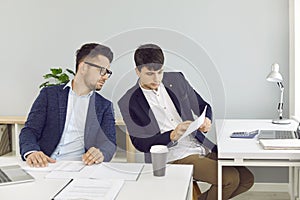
[134,44,164,71]
[75,43,113,72]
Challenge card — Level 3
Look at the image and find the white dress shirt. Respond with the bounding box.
[141,83,207,162]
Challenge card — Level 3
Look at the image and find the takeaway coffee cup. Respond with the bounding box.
[150,145,169,177]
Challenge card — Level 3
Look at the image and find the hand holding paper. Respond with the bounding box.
[177,106,207,142]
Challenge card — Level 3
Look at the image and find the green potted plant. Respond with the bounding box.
[39,67,75,88]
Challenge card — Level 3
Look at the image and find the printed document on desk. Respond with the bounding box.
[259,139,300,150]
[46,162,144,181]
[53,178,124,200]
[178,106,207,142]
[88,162,144,181]
[24,161,85,172]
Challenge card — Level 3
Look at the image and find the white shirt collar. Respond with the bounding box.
[63,80,93,97]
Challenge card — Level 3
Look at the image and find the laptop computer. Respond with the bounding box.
[0,165,34,186]
[258,123,300,139]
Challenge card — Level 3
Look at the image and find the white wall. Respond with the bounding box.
[289,0,300,121]
[0,0,290,182]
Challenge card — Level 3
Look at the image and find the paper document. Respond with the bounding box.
[259,139,300,150]
[89,162,144,181]
[178,106,207,142]
[46,162,144,181]
[53,179,124,200]
[24,161,85,172]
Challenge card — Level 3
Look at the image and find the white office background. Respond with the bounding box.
[0,0,293,183]
[289,0,300,122]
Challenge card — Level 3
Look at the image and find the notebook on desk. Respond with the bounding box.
[259,139,300,150]
[0,165,34,186]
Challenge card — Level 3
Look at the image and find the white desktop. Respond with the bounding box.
[216,119,300,200]
[0,156,193,200]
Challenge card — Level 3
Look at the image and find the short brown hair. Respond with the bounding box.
[134,44,164,71]
[75,43,113,72]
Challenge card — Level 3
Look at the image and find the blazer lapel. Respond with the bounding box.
[84,93,97,148]
[58,85,69,135]
[133,82,160,130]
[163,79,182,117]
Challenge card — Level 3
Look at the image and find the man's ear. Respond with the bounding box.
[78,62,87,73]
[135,67,140,77]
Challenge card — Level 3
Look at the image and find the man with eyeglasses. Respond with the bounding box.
[118,44,254,200]
[20,43,116,168]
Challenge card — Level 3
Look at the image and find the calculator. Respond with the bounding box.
[230,130,259,138]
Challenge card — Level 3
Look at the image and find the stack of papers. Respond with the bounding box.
[27,161,145,200]
[259,139,300,150]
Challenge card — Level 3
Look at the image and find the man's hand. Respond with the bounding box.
[26,151,56,168]
[170,121,192,141]
[199,117,212,133]
[82,147,104,165]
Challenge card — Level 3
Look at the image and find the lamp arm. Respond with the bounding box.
[277,82,284,119]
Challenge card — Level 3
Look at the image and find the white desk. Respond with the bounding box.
[0,156,193,200]
[216,119,300,200]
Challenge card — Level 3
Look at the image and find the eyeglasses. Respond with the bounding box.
[84,62,112,78]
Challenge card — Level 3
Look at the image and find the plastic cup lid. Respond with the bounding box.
[150,145,169,153]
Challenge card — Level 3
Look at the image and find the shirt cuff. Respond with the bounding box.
[23,150,37,160]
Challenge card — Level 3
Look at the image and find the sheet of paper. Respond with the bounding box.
[46,162,144,181]
[89,162,144,181]
[177,106,207,142]
[53,179,124,200]
[24,161,85,172]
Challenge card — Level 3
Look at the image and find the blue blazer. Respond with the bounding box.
[19,84,116,161]
[118,72,217,153]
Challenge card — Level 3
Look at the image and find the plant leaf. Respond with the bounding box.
[43,73,59,79]
[66,68,75,76]
[39,81,49,88]
[50,68,62,75]
[58,73,70,83]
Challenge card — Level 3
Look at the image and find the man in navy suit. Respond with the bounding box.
[118,44,254,200]
[20,43,116,168]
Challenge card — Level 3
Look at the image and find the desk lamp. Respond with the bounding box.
[266,63,291,124]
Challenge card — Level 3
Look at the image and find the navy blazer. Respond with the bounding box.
[118,72,217,153]
[19,84,116,161]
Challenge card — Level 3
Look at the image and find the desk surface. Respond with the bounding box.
[0,157,192,200]
[216,119,300,160]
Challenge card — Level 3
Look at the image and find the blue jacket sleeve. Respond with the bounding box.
[19,88,48,159]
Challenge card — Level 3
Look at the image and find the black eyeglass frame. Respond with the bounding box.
[84,61,112,78]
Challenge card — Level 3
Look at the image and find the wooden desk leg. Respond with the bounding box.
[125,130,136,163]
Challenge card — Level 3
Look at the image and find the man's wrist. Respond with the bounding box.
[170,130,176,141]
[24,150,37,160]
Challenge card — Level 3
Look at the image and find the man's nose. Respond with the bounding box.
[101,74,109,80]
[153,73,159,81]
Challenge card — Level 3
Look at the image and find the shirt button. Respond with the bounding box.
[164,107,166,109]
[171,119,174,121]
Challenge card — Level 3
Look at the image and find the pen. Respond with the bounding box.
[51,178,73,200]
